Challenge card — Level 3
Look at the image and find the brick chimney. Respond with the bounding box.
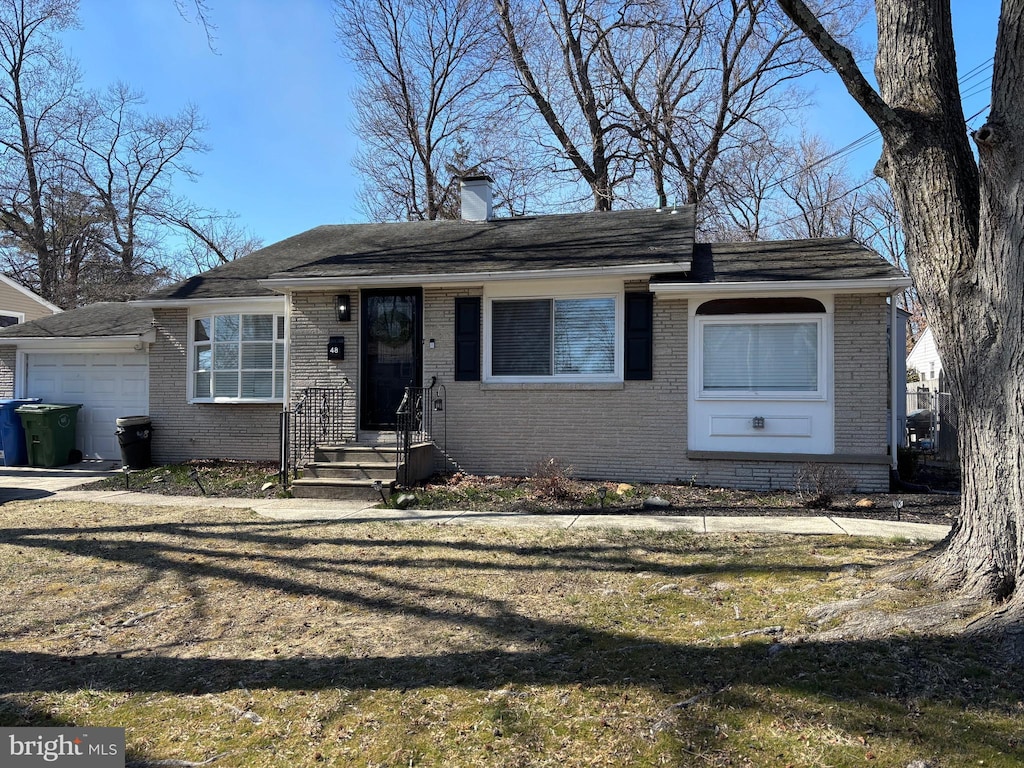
[460,174,493,221]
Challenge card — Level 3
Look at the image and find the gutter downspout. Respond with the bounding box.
[890,294,899,470]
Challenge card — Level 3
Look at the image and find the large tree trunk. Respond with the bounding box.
[922,0,1024,604]
[777,0,1024,606]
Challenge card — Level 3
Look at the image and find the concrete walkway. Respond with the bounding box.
[0,463,952,541]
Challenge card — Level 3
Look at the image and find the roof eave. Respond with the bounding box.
[131,295,285,309]
[258,262,691,292]
[0,330,157,347]
[650,276,912,296]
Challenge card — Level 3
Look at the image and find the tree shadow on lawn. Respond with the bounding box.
[0,517,1020,760]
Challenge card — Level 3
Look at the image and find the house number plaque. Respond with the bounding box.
[328,336,344,360]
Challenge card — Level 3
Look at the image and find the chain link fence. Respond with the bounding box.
[906,389,959,463]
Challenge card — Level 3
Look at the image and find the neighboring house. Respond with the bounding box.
[0,274,60,329]
[0,274,62,425]
[0,178,910,491]
[906,326,943,393]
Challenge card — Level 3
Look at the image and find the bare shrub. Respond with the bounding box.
[529,457,576,501]
[795,463,855,509]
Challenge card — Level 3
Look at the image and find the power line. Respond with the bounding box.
[764,177,877,232]
[762,58,993,195]
[754,59,993,232]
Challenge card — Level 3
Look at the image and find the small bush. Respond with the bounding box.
[795,463,854,509]
[529,457,575,501]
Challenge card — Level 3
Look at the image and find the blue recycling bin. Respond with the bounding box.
[0,398,41,465]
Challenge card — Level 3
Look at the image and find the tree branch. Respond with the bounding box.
[775,0,902,135]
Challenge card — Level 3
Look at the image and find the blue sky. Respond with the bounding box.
[61,0,1002,248]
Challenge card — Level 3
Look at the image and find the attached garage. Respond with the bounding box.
[26,352,149,460]
[0,302,156,464]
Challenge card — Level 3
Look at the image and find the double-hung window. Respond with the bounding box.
[487,290,620,381]
[192,313,285,401]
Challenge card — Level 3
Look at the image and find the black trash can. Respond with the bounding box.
[116,415,152,469]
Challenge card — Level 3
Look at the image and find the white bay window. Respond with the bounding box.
[192,312,285,401]
[689,296,833,454]
[701,319,820,394]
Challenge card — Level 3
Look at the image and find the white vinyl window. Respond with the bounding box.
[698,316,824,398]
[488,295,619,380]
[192,313,285,401]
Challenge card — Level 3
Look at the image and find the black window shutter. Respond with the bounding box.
[454,297,481,381]
[624,292,654,380]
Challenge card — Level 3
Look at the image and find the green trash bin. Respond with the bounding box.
[15,403,83,468]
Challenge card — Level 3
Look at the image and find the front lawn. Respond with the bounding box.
[0,500,1017,767]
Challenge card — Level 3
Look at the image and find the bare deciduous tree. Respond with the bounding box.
[0,0,79,300]
[774,134,866,239]
[69,83,208,299]
[703,132,787,240]
[164,210,262,274]
[495,0,637,211]
[603,0,834,219]
[0,1,254,306]
[336,0,506,221]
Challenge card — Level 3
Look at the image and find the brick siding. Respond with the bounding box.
[289,291,359,440]
[833,293,889,455]
[0,347,14,398]
[142,287,891,491]
[148,308,280,463]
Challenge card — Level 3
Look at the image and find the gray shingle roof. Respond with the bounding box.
[652,237,906,284]
[0,302,153,339]
[142,207,697,301]
[0,227,905,342]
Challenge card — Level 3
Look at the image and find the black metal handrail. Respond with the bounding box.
[395,376,444,485]
[279,384,349,485]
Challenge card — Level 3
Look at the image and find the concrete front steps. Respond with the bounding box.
[289,443,435,500]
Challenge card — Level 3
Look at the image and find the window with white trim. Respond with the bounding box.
[702,320,819,392]
[697,307,826,399]
[0,313,19,328]
[192,313,285,401]
[488,294,619,380]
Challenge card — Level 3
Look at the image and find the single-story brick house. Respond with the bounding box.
[0,178,910,492]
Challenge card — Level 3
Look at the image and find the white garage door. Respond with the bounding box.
[26,352,149,461]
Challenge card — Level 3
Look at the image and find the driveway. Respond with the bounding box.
[0,461,120,503]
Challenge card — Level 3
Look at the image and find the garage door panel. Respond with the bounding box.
[26,352,149,461]
[89,376,118,397]
[86,405,120,459]
[28,354,60,367]
[88,354,123,367]
[60,380,88,397]
[29,375,59,399]
[121,380,146,397]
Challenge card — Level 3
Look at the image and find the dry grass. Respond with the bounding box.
[0,500,1018,767]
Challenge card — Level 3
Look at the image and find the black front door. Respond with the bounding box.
[361,289,422,430]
